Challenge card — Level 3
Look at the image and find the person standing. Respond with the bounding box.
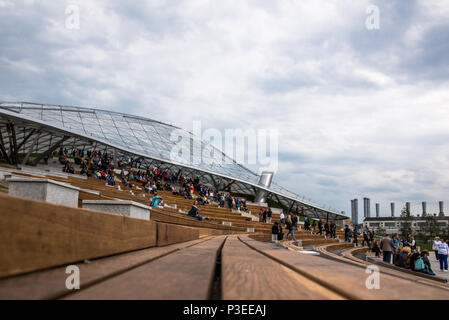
[344,225,350,242]
[304,216,310,231]
[262,209,267,223]
[353,228,359,246]
[433,237,441,261]
[271,222,280,241]
[318,220,323,235]
[362,231,368,246]
[267,208,272,224]
[280,212,285,225]
[391,233,401,265]
[380,234,393,263]
[369,229,375,245]
[278,223,284,241]
[409,235,416,252]
[259,209,264,223]
[437,238,449,272]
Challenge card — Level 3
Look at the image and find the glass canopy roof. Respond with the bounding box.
[0,102,345,219]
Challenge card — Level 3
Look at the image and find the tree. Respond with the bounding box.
[376,227,386,237]
[399,206,413,237]
[422,215,441,239]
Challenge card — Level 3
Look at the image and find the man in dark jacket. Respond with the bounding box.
[344,225,350,242]
[331,221,337,239]
[277,224,283,241]
[369,229,375,243]
[272,222,280,241]
[267,208,272,224]
[272,222,280,235]
[353,228,359,246]
[362,231,369,246]
[304,216,310,231]
[187,204,203,221]
[324,222,330,237]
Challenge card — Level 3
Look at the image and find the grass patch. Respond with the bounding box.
[417,242,432,251]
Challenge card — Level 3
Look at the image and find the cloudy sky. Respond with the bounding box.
[1,0,449,220]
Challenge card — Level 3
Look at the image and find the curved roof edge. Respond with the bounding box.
[0,101,347,220]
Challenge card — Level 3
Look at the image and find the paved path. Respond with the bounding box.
[428,252,449,279]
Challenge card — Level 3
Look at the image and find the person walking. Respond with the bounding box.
[330,221,336,238]
[291,213,298,230]
[324,221,330,238]
[437,238,449,272]
[285,216,297,242]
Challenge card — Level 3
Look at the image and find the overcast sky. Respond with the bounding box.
[1,0,449,220]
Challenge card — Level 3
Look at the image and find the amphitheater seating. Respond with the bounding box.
[4,169,361,248]
[2,166,449,299]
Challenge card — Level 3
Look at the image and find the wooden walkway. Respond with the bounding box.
[3,232,449,299]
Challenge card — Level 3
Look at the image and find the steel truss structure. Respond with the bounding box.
[0,102,346,221]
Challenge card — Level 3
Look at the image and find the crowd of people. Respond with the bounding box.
[259,208,273,223]
[272,212,300,242]
[304,217,338,238]
[376,233,435,275]
[59,148,117,186]
[57,148,262,222]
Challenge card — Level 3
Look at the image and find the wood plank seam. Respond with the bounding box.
[63,236,227,300]
[56,236,217,300]
[207,236,227,300]
[237,235,358,300]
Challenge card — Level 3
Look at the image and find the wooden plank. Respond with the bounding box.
[221,236,344,300]
[156,222,200,247]
[0,237,211,300]
[0,193,157,278]
[64,236,226,300]
[239,235,449,300]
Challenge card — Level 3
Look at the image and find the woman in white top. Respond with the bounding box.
[433,237,441,261]
[280,212,285,225]
[437,238,448,272]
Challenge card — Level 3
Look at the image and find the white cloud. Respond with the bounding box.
[1,0,449,219]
